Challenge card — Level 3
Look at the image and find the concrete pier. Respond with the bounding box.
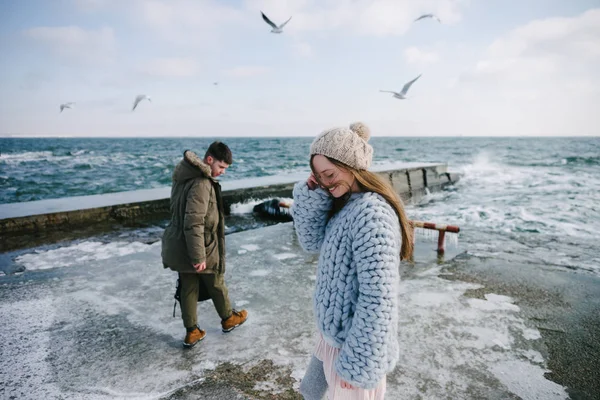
[0,221,574,399]
[0,162,459,240]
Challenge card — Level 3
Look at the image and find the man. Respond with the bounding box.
[162,141,248,348]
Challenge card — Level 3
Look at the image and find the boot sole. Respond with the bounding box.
[182,334,206,348]
[222,317,247,333]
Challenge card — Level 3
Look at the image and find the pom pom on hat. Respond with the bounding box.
[349,122,371,142]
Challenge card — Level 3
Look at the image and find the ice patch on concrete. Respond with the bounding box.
[489,360,567,400]
[272,253,297,260]
[15,241,156,271]
[520,349,545,364]
[468,296,520,312]
[387,266,568,399]
[0,297,60,399]
[249,269,270,277]
[522,327,542,340]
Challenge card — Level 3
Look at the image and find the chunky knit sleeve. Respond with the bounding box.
[335,200,401,389]
[291,181,332,253]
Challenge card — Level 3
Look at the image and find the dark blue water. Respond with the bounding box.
[1,137,597,204]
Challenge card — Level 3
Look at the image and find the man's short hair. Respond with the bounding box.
[205,141,233,165]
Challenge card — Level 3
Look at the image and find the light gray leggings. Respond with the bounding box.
[299,356,328,400]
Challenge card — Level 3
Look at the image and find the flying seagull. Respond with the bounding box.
[380,74,422,100]
[60,102,75,113]
[414,13,441,23]
[132,94,151,111]
[261,11,292,33]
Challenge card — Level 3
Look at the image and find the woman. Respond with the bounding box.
[293,122,413,400]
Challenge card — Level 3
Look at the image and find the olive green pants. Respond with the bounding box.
[178,272,232,329]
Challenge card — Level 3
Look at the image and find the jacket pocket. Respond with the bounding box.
[204,232,219,269]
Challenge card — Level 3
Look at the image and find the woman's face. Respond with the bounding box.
[311,155,357,198]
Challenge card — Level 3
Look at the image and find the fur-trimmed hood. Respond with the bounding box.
[173,150,213,182]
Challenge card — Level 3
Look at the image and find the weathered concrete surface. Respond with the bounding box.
[442,256,600,400]
[1,222,576,400]
[0,163,459,244]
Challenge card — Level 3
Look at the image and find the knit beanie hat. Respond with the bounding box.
[309,122,373,170]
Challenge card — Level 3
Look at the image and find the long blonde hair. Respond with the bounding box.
[311,156,414,261]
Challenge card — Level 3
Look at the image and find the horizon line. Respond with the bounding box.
[1,135,599,139]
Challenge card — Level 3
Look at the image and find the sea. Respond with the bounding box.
[0,136,598,277]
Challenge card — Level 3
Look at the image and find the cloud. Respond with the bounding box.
[404,46,439,65]
[24,26,116,64]
[222,66,271,78]
[449,8,600,135]
[245,0,466,36]
[140,58,201,77]
[488,9,600,61]
[461,8,600,86]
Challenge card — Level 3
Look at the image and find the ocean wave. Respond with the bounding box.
[563,156,600,166]
[230,197,293,215]
[73,163,93,170]
[0,151,53,163]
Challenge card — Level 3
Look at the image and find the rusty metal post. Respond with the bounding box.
[437,230,446,254]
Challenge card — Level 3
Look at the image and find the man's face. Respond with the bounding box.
[206,156,229,178]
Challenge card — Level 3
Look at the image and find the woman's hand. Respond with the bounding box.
[307,173,319,190]
[340,380,355,390]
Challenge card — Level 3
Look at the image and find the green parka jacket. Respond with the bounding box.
[161,150,226,274]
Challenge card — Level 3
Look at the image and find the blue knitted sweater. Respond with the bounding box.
[292,181,401,389]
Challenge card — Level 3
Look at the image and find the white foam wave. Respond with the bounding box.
[230,197,293,215]
[411,151,600,240]
[0,151,54,163]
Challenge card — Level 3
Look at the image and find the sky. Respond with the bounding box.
[0,0,599,137]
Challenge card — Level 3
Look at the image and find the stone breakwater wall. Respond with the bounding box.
[0,163,459,238]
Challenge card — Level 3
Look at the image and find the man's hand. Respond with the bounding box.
[340,380,355,390]
[307,173,319,190]
[193,262,206,272]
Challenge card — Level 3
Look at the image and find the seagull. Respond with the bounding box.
[261,11,292,33]
[60,102,75,113]
[132,94,151,111]
[213,82,219,86]
[380,74,422,100]
[414,13,441,23]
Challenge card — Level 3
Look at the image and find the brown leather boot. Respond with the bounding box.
[183,326,206,348]
[221,309,248,332]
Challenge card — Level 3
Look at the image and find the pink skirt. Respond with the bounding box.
[313,334,387,400]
